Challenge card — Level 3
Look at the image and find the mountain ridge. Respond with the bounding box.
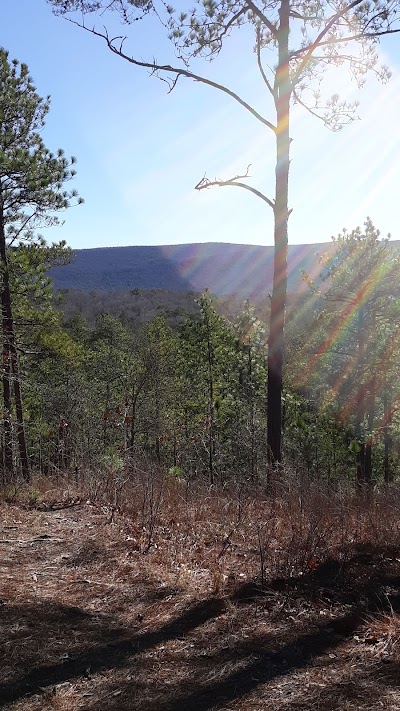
[50,241,340,298]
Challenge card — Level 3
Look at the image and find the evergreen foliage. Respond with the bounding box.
[17,271,400,487]
[0,48,82,480]
[289,220,400,487]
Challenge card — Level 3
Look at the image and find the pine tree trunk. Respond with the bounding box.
[267,0,290,464]
[0,197,30,481]
[247,345,256,480]
[11,346,30,481]
[0,205,13,476]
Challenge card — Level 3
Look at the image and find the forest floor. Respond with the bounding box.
[1,479,400,711]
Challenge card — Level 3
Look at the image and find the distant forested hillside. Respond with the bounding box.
[57,288,203,327]
[49,242,338,299]
[53,238,400,330]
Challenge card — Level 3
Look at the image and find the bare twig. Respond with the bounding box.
[64,18,277,133]
[195,166,274,209]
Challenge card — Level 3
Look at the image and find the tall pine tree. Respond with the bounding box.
[0,48,82,480]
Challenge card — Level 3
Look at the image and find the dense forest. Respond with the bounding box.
[4,221,400,490]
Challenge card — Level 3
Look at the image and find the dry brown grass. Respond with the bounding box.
[1,469,400,710]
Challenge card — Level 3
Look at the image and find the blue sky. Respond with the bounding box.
[2,0,400,250]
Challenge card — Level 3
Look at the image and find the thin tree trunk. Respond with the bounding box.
[205,310,214,484]
[355,400,365,490]
[0,195,30,481]
[364,374,376,486]
[383,381,392,484]
[11,347,30,480]
[155,381,161,464]
[267,0,290,464]
[129,388,137,451]
[355,306,365,492]
[1,311,13,477]
[248,345,256,480]
[0,204,13,476]
[103,382,110,449]
[172,413,177,467]
[355,434,366,492]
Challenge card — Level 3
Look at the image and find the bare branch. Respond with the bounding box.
[7,210,39,242]
[195,166,274,209]
[167,74,180,94]
[195,165,253,189]
[67,18,277,133]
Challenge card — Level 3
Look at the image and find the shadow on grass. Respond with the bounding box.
[268,662,400,711]
[2,551,400,710]
[0,596,226,706]
[153,611,363,711]
[233,545,400,612]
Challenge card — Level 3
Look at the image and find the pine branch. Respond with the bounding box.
[245,0,278,38]
[290,0,368,85]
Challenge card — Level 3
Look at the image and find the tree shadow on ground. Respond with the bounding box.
[2,548,400,710]
[151,611,364,711]
[233,543,400,612]
[0,596,226,707]
[82,549,400,711]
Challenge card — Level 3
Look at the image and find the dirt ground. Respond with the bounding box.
[1,495,400,711]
